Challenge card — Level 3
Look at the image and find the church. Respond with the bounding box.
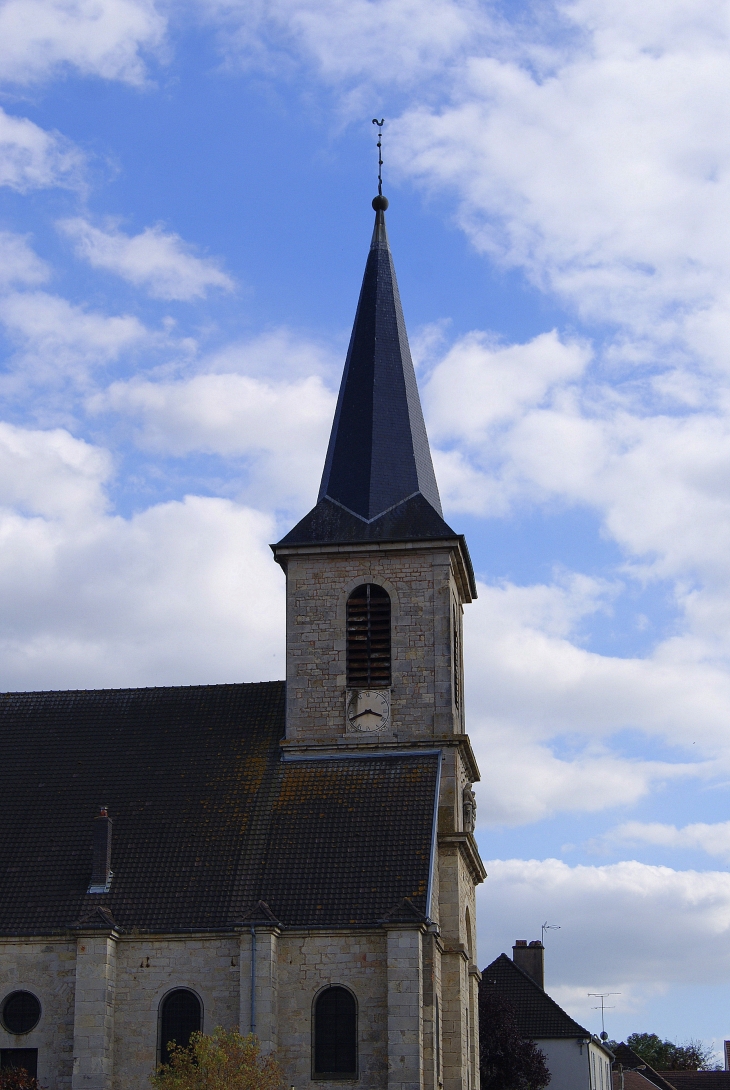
[0,192,486,1090]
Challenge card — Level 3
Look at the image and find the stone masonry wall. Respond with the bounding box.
[283,545,465,749]
[113,935,240,1090]
[275,930,388,1090]
[0,938,76,1090]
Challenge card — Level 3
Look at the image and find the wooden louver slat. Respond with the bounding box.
[346,584,391,687]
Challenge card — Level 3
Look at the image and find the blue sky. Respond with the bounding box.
[3,0,730,1058]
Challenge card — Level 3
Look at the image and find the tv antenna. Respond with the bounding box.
[372,118,384,196]
[588,992,620,1040]
[542,922,560,943]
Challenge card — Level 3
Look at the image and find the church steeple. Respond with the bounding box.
[319,195,442,522]
[279,196,464,551]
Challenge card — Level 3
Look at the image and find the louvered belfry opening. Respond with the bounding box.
[346,583,391,688]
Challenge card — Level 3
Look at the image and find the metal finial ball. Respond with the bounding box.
[372,195,389,211]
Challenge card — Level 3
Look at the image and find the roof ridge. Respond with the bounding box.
[0,680,285,697]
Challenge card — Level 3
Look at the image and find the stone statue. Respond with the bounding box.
[462,785,477,833]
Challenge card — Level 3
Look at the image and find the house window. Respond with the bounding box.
[2,992,41,1035]
[346,584,390,688]
[313,985,357,1079]
[159,989,202,1066]
[0,1050,38,1078]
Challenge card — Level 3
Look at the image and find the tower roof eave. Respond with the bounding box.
[272,495,477,601]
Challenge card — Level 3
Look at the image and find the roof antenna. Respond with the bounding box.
[542,921,560,943]
[372,118,385,196]
[588,992,620,1041]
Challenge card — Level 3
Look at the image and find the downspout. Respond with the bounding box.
[250,926,256,1035]
[425,752,443,920]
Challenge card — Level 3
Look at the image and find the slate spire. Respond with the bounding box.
[278,196,461,549]
[318,197,442,522]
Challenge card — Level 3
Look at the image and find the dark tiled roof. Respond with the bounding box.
[657,1075,730,1089]
[616,1074,671,1090]
[277,493,457,546]
[282,206,443,545]
[0,683,439,934]
[613,1046,678,1090]
[481,954,590,1038]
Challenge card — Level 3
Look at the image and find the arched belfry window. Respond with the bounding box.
[313,985,358,1079]
[346,584,391,688]
[159,989,202,1066]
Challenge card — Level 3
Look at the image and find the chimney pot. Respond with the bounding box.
[513,939,544,989]
[88,807,113,893]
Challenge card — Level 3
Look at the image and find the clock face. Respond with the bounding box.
[346,689,391,733]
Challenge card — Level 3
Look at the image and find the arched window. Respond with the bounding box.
[346,584,390,688]
[159,989,201,1066]
[313,985,357,1079]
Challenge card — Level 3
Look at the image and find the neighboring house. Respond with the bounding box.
[610,1043,730,1090]
[611,1045,677,1090]
[481,940,614,1090]
[0,195,486,1090]
[613,1073,668,1090]
[656,1075,730,1090]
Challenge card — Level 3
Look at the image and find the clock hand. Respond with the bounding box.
[350,708,383,720]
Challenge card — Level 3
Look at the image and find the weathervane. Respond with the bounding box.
[372,118,385,196]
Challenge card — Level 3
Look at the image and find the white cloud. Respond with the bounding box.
[0,421,110,520]
[597,819,730,863]
[390,0,730,365]
[477,857,730,1026]
[0,291,148,385]
[425,329,590,443]
[0,233,49,290]
[59,219,234,300]
[203,0,489,92]
[90,366,335,509]
[0,0,165,86]
[0,421,283,689]
[424,336,730,590]
[0,107,83,191]
[466,578,727,825]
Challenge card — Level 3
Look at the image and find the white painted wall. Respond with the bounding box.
[536,1037,613,1090]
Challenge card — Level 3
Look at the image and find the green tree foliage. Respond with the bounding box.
[624,1032,719,1071]
[0,1069,40,1090]
[151,1028,285,1090]
[479,988,551,1090]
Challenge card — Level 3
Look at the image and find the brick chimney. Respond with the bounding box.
[87,807,113,893]
[512,939,544,988]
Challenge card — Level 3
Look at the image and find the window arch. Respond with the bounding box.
[346,584,390,688]
[313,985,358,1079]
[159,989,202,1066]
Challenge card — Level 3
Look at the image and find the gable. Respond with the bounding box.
[482,953,591,1039]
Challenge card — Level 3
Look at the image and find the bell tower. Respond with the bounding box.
[272,194,485,1090]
